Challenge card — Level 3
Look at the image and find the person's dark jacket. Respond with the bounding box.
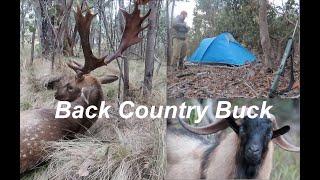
[172,15,189,40]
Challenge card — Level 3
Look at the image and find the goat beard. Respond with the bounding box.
[235,145,267,179]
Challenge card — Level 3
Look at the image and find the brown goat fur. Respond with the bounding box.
[166,130,274,180]
[165,128,216,179]
[165,132,206,179]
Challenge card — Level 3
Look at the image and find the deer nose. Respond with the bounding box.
[54,92,61,100]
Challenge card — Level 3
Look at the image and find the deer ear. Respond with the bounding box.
[100,75,118,84]
[226,116,240,134]
[272,125,290,139]
[75,75,85,83]
[44,75,63,90]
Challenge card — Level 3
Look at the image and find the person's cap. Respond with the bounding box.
[181,11,188,16]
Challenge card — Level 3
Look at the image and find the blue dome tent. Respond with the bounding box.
[188,32,256,66]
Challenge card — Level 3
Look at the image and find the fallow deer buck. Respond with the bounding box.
[20,3,151,174]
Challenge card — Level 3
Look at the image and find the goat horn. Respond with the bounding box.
[177,117,229,135]
[269,114,300,152]
[273,136,300,152]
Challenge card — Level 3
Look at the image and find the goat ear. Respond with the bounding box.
[100,75,118,84]
[272,125,290,139]
[226,116,240,134]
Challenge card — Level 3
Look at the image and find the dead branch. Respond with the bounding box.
[243,80,259,97]
[176,72,195,78]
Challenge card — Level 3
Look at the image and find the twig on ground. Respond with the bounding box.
[196,72,209,76]
[243,80,259,97]
[176,72,195,78]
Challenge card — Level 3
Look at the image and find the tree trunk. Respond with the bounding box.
[170,0,175,27]
[140,5,146,61]
[69,23,78,56]
[63,28,74,56]
[90,26,95,51]
[119,0,130,99]
[143,0,157,97]
[61,0,74,56]
[166,0,172,65]
[49,0,72,70]
[123,58,130,98]
[258,0,274,70]
[98,0,102,57]
[100,1,114,51]
[20,0,26,49]
[38,0,55,57]
[30,23,36,66]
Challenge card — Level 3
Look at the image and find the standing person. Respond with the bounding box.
[171,10,189,69]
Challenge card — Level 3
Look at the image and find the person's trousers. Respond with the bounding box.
[171,38,187,67]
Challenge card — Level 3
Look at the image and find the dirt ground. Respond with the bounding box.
[167,61,300,99]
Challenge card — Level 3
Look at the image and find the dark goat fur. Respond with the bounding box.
[233,118,272,178]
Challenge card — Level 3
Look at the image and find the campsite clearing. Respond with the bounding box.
[167,62,300,98]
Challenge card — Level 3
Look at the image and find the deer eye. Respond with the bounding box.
[67,84,74,92]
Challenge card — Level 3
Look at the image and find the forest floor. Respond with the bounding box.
[167,59,300,99]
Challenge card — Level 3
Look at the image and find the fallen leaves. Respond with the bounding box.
[167,62,300,98]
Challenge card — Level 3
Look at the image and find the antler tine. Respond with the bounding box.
[141,7,151,22]
[104,3,151,64]
[68,5,105,76]
[67,60,84,78]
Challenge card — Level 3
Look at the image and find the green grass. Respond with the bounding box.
[271,146,300,180]
[105,87,117,99]
[20,101,32,111]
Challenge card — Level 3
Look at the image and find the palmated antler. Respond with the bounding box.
[136,0,150,5]
[104,3,151,64]
[68,3,151,77]
[67,6,106,77]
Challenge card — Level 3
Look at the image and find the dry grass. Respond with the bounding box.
[20,46,166,180]
[21,111,165,180]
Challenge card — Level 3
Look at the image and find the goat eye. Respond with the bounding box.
[266,132,272,139]
[239,127,245,135]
